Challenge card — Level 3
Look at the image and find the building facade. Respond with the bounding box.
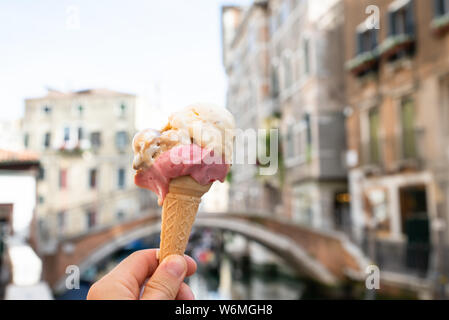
[22,89,156,251]
[221,2,276,214]
[344,0,449,281]
[222,0,348,231]
[269,0,348,230]
[0,149,41,295]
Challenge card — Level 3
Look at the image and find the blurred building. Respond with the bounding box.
[221,0,348,231]
[201,181,230,213]
[221,2,273,214]
[269,0,348,230]
[22,89,150,251]
[344,0,449,283]
[0,120,24,151]
[0,149,40,296]
[0,149,39,237]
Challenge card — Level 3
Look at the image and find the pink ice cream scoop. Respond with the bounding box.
[134,143,229,205]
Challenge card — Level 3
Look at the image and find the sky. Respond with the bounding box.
[0,0,252,129]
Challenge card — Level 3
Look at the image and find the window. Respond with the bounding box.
[24,133,29,148]
[38,167,45,180]
[59,169,68,189]
[77,105,84,116]
[282,54,292,89]
[368,107,381,164]
[57,211,65,231]
[89,169,97,189]
[435,0,449,17]
[63,127,70,142]
[116,210,125,221]
[117,168,125,189]
[304,113,312,149]
[42,105,52,115]
[401,97,417,159]
[119,103,127,117]
[356,29,378,55]
[43,132,51,149]
[90,132,101,149]
[286,124,295,159]
[388,0,415,36]
[115,131,128,151]
[271,66,280,98]
[303,39,311,76]
[86,210,96,229]
[78,127,84,141]
[285,116,311,164]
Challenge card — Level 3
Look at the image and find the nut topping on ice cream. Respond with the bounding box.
[164,103,235,162]
[132,102,235,170]
[132,128,181,170]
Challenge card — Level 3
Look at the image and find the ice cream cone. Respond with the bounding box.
[159,176,212,262]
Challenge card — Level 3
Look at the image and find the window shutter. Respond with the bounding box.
[434,0,442,17]
[405,0,415,36]
[371,29,378,50]
[304,114,312,146]
[356,32,362,54]
[388,11,395,36]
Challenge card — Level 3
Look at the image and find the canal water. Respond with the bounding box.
[56,227,339,300]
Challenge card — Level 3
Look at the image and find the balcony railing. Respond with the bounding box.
[432,12,449,36]
[362,237,432,278]
[345,51,379,77]
[378,33,415,61]
[360,129,426,172]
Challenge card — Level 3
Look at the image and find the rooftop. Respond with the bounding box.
[0,149,39,166]
[25,88,135,101]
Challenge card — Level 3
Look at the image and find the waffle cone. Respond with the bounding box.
[159,176,212,262]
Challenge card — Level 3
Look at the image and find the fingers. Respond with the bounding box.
[88,249,159,299]
[110,249,159,285]
[140,254,187,300]
[176,282,195,300]
[87,250,197,300]
[184,255,197,277]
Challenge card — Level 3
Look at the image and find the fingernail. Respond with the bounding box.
[163,255,186,278]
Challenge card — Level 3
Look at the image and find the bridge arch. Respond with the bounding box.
[48,214,367,293]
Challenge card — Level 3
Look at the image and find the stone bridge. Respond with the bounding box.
[42,212,369,293]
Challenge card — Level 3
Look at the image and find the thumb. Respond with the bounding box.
[141,254,187,300]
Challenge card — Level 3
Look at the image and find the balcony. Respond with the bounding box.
[57,144,84,157]
[345,50,379,77]
[432,12,449,36]
[360,129,426,173]
[378,33,415,61]
[362,238,432,278]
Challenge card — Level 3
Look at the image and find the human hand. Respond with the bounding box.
[87,249,197,300]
